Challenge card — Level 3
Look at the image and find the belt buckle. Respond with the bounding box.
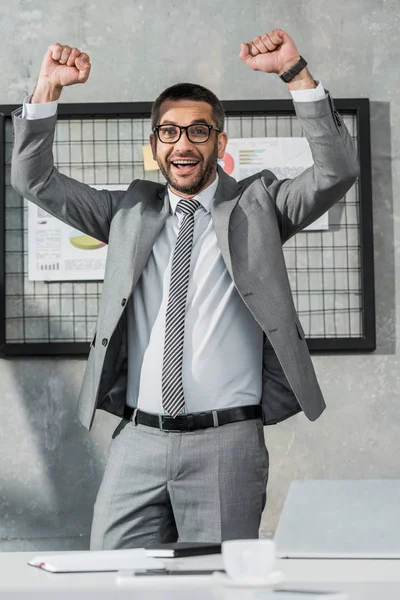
[158,414,181,433]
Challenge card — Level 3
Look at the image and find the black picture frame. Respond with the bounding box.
[0,99,375,355]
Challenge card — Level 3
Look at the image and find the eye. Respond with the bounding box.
[160,126,178,137]
[191,126,208,136]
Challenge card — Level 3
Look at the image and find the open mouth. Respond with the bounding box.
[170,158,200,176]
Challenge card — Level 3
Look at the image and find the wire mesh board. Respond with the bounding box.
[0,100,375,354]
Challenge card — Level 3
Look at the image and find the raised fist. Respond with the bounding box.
[32,43,91,102]
[239,29,300,76]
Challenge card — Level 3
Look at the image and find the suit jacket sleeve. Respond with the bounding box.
[11,107,131,244]
[262,94,359,244]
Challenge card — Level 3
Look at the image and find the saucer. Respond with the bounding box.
[213,570,285,588]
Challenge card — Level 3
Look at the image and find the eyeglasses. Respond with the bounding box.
[153,123,221,144]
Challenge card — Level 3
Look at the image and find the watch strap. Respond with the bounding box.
[280,56,308,83]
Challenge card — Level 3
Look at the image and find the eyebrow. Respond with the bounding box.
[159,118,210,126]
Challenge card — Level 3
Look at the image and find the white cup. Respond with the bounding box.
[222,539,276,583]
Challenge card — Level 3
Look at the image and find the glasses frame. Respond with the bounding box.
[153,123,221,144]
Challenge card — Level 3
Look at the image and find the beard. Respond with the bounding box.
[157,142,219,196]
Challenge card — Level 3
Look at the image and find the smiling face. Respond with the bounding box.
[150,99,228,198]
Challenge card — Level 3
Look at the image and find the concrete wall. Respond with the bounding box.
[1,0,399,550]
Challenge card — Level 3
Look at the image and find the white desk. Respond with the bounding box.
[0,552,400,599]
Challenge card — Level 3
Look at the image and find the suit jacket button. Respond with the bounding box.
[102,338,108,347]
[121,298,127,306]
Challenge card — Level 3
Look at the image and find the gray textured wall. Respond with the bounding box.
[1,0,399,550]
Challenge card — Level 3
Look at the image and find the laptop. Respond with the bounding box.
[274,479,400,558]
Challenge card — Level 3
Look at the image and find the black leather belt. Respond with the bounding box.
[123,404,263,432]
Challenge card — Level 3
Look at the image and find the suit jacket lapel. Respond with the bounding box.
[211,166,242,280]
[126,182,170,293]
[98,182,168,328]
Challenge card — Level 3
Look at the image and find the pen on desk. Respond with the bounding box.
[134,569,225,576]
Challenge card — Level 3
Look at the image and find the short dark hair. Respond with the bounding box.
[151,82,225,131]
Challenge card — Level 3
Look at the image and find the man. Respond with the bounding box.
[11,29,358,549]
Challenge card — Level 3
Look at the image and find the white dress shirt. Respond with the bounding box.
[126,177,264,413]
[22,82,327,414]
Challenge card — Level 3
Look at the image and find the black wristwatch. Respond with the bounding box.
[279,56,308,83]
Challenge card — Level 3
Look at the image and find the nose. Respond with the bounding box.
[173,129,194,151]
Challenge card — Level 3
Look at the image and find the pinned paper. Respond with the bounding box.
[224,137,329,231]
[143,145,159,171]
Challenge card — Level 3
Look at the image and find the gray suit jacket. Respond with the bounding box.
[11,95,358,430]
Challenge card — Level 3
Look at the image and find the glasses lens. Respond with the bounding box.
[187,124,210,143]
[158,125,180,143]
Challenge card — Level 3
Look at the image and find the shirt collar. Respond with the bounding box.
[168,174,219,215]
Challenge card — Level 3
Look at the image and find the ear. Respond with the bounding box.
[149,133,157,159]
[217,132,228,159]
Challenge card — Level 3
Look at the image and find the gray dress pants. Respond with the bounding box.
[90,416,269,550]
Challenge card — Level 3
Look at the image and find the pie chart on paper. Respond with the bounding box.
[219,152,235,175]
[69,232,106,250]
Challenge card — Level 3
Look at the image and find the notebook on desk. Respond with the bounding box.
[274,479,400,559]
[28,550,164,572]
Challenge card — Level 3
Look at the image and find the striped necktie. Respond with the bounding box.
[161,198,200,418]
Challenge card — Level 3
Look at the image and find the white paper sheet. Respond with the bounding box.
[220,137,329,231]
[27,185,128,281]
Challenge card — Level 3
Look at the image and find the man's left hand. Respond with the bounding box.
[239,29,301,76]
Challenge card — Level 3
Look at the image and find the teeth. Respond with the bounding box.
[173,160,197,165]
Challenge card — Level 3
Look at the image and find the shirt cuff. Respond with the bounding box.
[22,95,59,119]
[290,81,327,103]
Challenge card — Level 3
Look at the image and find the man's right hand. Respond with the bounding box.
[31,43,91,104]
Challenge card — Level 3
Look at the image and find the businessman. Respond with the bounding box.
[11,29,358,549]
